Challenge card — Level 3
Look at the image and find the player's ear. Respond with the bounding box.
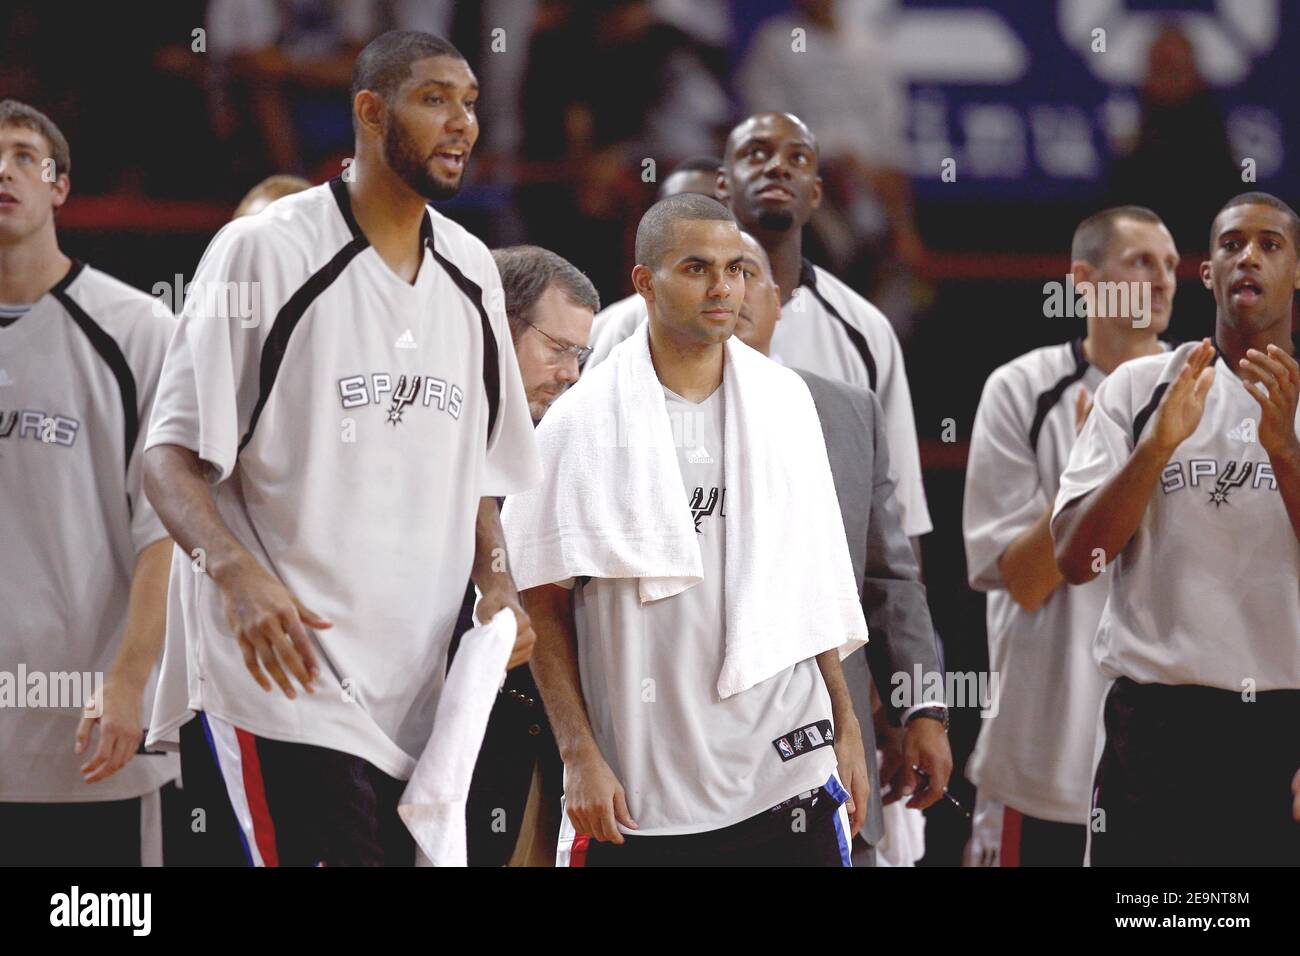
[631,263,654,302]
[1200,259,1213,290]
[353,89,386,140]
[1070,260,1091,287]
[714,170,730,205]
[49,172,70,211]
[810,174,823,211]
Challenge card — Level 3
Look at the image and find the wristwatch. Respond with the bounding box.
[906,706,949,732]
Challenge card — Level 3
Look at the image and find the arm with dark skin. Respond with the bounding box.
[997,508,1062,612]
[522,582,637,844]
[143,443,328,697]
[468,497,536,670]
[815,649,868,837]
[1237,344,1300,541]
[1055,341,1216,583]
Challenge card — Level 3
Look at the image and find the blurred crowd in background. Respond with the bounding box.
[4,0,1263,304]
[5,0,1293,864]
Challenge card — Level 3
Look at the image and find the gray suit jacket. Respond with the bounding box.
[793,368,941,850]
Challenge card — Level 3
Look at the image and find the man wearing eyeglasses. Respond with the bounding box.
[458,245,599,867]
[493,245,600,424]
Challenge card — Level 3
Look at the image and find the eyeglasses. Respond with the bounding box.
[525,319,592,365]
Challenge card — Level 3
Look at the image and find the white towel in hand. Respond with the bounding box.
[399,607,517,867]
[502,319,867,699]
[876,748,927,867]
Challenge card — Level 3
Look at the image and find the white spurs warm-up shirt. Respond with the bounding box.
[561,386,836,836]
[145,180,541,779]
[964,339,1124,823]
[1052,340,1300,691]
[0,262,179,801]
[584,260,931,538]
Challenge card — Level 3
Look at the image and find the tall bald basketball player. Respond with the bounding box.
[1054,193,1300,865]
[143,31,541,866]
[717,111,931,551]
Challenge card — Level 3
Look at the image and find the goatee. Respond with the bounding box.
[384,118,464,202]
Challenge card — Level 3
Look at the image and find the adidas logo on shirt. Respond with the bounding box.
[1226,418,1257,443]
[0,368,13,386]
[686,445,713,464]
[395,329,417,350]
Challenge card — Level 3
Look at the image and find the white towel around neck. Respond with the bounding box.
[501,319,867,699]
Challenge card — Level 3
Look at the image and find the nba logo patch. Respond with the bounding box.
[771,719,835,762]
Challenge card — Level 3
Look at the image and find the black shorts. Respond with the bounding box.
[1090,677,1300,866]
[193,712,414,867]
[971,800,1086,867]
[0,787,172,866]
[572,774,853,867]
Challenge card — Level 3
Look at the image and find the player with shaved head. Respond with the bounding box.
[585,156,724,368]
[504,193,871,866]
[717,111,932,557]
[1053,192,1300,865]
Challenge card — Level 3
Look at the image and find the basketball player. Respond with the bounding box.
[1053,192,1300,865]
[717,112,930,551]
[142,31,541,866]
[506,194,870,867]
[170,170,315,866]
[233,174,312,218]
[0,100,179,865]
[729,230,951,867]
[585,156,722,368]
[963,206,1177,866]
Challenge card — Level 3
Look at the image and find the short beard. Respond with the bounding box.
[754,208,795,232]
[383,116,463,202]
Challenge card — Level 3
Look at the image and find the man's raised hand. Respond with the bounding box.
[1239,344,1300,459]
[1150,339,1216,455]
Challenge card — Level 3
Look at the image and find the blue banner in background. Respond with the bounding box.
[732,0,1295,200]
[897,0,1295,197]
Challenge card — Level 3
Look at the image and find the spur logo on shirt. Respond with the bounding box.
[688,486,726,532]
[337,372,464,427]
[0,409,80,447]
[1160,458,1278,506]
